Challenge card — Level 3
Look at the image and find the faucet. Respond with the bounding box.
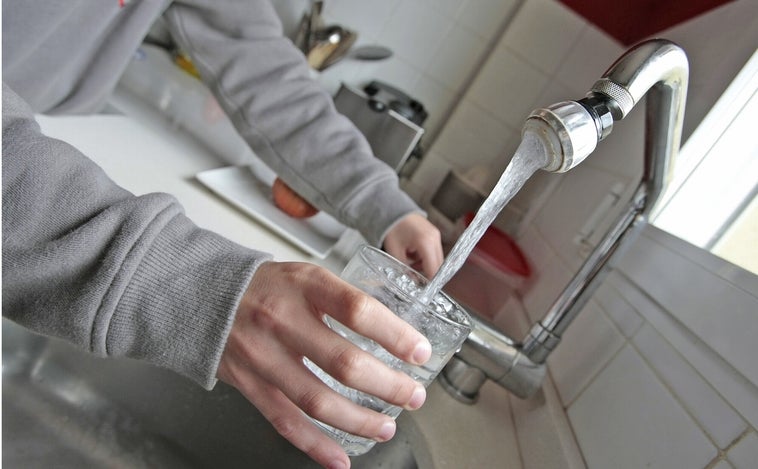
[439,39,689,402]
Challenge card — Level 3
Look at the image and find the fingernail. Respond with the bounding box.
[378,420,396,441]
[328,460,347,469]
[412,340,432,364]
[407,385,426,410]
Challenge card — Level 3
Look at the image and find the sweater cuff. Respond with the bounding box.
[345,177,423,247]
[106,214,271,390]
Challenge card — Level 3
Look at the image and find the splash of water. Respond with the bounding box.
[421,131,549,303]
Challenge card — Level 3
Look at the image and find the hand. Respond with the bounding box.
[217,261,431,469]
[383,213,443,278]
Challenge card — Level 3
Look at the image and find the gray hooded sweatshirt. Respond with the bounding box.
[2,0,420,389]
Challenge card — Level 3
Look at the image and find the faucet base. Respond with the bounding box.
[438,356,487,404]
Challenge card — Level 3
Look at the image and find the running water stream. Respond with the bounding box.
[421,131,550,303]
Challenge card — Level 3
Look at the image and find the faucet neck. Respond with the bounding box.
[591,39,689,213]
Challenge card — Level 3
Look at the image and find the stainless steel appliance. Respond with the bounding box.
[333,81,426,174]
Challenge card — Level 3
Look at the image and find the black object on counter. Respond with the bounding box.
[364,80,428,126]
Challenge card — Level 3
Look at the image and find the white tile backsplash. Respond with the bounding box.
[425,24,488,92]
[568,345,717,469]
[533,164,626,270]
[711,460,736,469]
[620,230,758,391]
[608,266,758,433]
[277,0,521,144]
[468,45,550,128]
[516,224,556,274]
[430,99,520,173]
[581,107,644,179]
[553,23,624,94]
[727,430,758,469]
[592,279,644,338]
[548,300,625,406]
[521,248,575,322]
[456,0,519,41]
[501,0,585,76]
[381,2,456,71]
[633,323,747,449]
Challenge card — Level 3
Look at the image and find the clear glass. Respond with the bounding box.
[305,245,472,455]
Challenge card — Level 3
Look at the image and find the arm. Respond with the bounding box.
[162,0,422,248]
[2,82,266,389]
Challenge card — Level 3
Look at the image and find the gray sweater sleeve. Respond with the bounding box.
[2,83,270,389]
[164,0,422,246]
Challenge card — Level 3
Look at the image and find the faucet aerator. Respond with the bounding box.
[525,101,600,173]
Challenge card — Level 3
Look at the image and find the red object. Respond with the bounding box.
[272,177,319,218]
[557,0,733,45]
[464,213,531,278]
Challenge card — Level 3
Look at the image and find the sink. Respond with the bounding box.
[2,320,427,468]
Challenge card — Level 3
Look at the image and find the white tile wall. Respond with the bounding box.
[533,164,628,271]
[727,430,758,469]
[608,261,758,433]
[294,0,523,142]
[711,460,735,469]
[632,323,747,448]
[520,249,573,323]
[621,233,758,391]
[553,24,624,95]
[547,300,624,406]
[468,45,550,129]
[592,279,644,338]
[550,225,758,468]
[500,0,585,76]
[431,99,520,172]
[568,345,718,469]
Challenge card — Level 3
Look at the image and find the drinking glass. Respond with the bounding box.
[305,245,472,455]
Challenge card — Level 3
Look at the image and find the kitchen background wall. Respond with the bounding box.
[272,0,522,146]
[270,1,758,468]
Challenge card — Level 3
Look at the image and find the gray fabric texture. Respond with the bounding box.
[2,0,422,388]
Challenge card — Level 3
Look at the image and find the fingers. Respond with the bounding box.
[221,360,352,469]
[412,237,444,278]
[237,293,426,413]
[382,213,443,278]
[283,319,427,411]
[225,329,400,442]
[218,261,434,468]
[305,272,432,367]
[277,272,428,408]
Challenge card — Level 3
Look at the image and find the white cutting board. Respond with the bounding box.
[196,166,347,258]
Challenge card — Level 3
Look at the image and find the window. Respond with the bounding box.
[652,49,758,274]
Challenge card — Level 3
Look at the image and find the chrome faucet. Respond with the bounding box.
[439,39,689,402]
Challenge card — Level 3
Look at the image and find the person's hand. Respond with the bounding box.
[217,261,431,469]
[383,212,443,278]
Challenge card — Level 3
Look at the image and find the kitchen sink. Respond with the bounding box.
[2,319,427,468]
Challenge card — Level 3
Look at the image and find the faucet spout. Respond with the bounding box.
[440,39,688,401]
[589,38,689,210]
